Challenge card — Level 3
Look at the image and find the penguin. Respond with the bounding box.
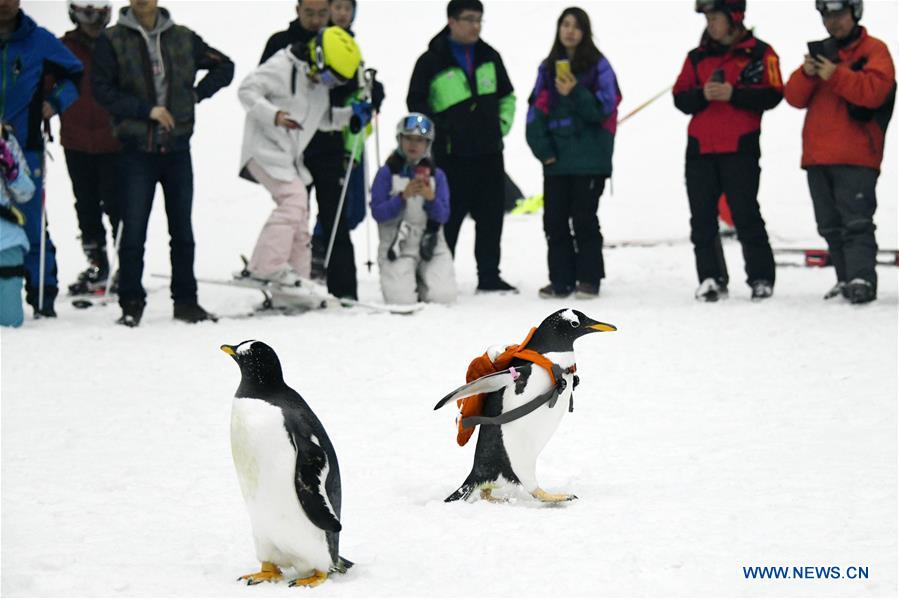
[221,340,351,587]
[435,309,616,503]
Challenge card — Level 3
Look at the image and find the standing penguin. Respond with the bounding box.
[434,309,616,503]
[221,340,351,587]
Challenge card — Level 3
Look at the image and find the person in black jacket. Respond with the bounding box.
[92,0,233,326]
[260,0,361,300]
[407,0,517,293]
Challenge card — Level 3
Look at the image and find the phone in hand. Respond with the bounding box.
[555,59,572,79]
[415,165,431,181]
[710,68,725,83]
[807,39,838,62]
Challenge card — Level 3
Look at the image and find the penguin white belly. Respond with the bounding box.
[499,351,575,492]
[230,397,331,573]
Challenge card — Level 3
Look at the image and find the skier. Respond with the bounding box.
[673,0,783,302]
[238,26,371,287]
[370,113,457,305]
[57,0,123,297]
[526,7,621,300]
[784,0,895,304]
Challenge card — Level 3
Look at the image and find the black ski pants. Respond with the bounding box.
[64,149,121,252]
[543,174,606,293]
[305,150,357,300]
[686,153,775,286]
[439,152,505,283]
[807,165,879,288]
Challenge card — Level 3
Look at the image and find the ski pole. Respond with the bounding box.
[324,130,363,272]
[37,121,53,315]
[105,220,123,298]
[363,68,380,273]
[617,85,672,125]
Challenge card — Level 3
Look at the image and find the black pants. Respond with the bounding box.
[807,165,879,288]
[64,149,121,252]
[306,151,357,300]
[439,152,505,282]
[543,174,606,292]
[686,153,775,286]
[117,150,196,305]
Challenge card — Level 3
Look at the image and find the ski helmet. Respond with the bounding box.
[67,0,112,27]
[308,26,362,89]
[396,113,435,155]
[816,0,863,21]
[695,0,746,26]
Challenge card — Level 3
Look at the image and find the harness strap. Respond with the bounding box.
[0,264,25,278]
[461,364,575,429]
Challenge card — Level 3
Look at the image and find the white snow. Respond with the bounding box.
[2,1,896,597]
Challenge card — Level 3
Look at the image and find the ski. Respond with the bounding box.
[773,248,899,267]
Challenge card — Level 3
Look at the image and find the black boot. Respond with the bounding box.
[27,286,58,318]
[173,303,218,323]
[68,245,110,296]
[117,299,146,327]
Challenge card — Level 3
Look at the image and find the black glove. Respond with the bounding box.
[371,80,385,112]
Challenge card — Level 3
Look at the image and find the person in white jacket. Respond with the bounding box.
[238,26,370,286]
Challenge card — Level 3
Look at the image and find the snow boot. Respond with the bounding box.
[823,281,848,300]
[750,280,773,301]
[477,277,519,294]
[846,278,876,304]
[538,283,572,299]
[68,246,109,296]
[174,303,218,323]
[695,278,727,302]
[117,299,145,328]
[575,282,600,299]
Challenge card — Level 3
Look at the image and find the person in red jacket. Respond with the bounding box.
[59,0,122,296]
[673,0,782,302]
[784,0,895,304]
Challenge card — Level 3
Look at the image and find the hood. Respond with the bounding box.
[117,6,174,35]
[427,26,451,53]
[6,10,36,42]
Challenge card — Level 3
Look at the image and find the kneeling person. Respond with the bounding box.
[371,114,457,305]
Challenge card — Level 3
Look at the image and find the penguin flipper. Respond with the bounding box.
[288,432,343,533]
[433,365,532,410]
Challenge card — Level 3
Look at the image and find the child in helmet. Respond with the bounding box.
[370,114,457,305]
[0,126,36,327]
[238,26,371,287]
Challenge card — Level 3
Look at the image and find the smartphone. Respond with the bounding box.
[710,68,725,83]
[415,165,431,180]
[555,59,572,79]
[808,39,838,61]
[807,40,826,59]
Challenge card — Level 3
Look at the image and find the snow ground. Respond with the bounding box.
[3,1,898,597]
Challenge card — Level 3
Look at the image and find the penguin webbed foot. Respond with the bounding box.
[238,562,283,585]
[289,570,328,587]
[532,488,578,504]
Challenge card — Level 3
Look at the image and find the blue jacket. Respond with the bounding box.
[0,133,34,253]
[0,10,82,153]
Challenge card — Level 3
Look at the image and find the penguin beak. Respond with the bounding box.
[585,320,617,332]
[220,344,237,356]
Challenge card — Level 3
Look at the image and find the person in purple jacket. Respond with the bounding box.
[370,113,457,305]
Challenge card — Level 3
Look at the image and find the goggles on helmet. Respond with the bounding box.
[70,3,111,26]
[816,0,850,13]
[400,114,434,139]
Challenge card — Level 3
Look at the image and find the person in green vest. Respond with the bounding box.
[407,0,517,294]
[92,0,234,327]
[525,7,621,299]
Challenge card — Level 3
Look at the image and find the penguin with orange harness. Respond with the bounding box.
[434,309,616,503]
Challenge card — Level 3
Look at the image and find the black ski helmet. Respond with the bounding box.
[816,0,863,21]
[695,0,746,26]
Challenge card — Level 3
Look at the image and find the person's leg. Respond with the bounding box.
[307,152,357,299]
[379,256,419,305]
[469,153,505,283]
[246,160,311,278]
[417,233,458,304]
[98,152,123,242]
[686,156,726,285]
[831,165,879,289]
[806,166,847,283]
[117,151,158,304]
[720,153,775,286]
[438,154,470,257]
[0,247,25,327]
[542,175,576,293]
[65,149,108,254]
[158,150,197,305]
[570,175,605,288]
[21,150,58,312]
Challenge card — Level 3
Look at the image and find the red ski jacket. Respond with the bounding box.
[673,31,783,157]
[784,27,895,171]
[57,29,120,154]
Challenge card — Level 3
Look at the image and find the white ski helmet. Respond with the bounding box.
[816,0,863,21]
[68,0,112,27]
[395,113,435,154]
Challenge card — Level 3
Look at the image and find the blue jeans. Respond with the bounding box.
[117,150,197,305]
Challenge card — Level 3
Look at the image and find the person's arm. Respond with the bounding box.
[370,166,404,223]
[524,71,556,164]
[41,32,83,116]
[406,54,433,115]
[826,41,896,109]
[784,65,819,108]
[424,168,451,224]
[729,45,784,112]
[568,58,619,123]
[91,33,153,119]
[495,54,516,136]
[192,32,235,102]
[237,54,291,127]
[673,54,708,115]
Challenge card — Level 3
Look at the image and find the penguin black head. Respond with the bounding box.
[221,340,286,393]
[527,309,617,353]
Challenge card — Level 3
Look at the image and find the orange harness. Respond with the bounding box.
[456,327,574,446]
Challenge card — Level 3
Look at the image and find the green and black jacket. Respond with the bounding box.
[92,8,233,153]
[406,28,515,158]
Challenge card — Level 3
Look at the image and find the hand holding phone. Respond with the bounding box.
[710,68,725,83]
[555,59,572,79]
